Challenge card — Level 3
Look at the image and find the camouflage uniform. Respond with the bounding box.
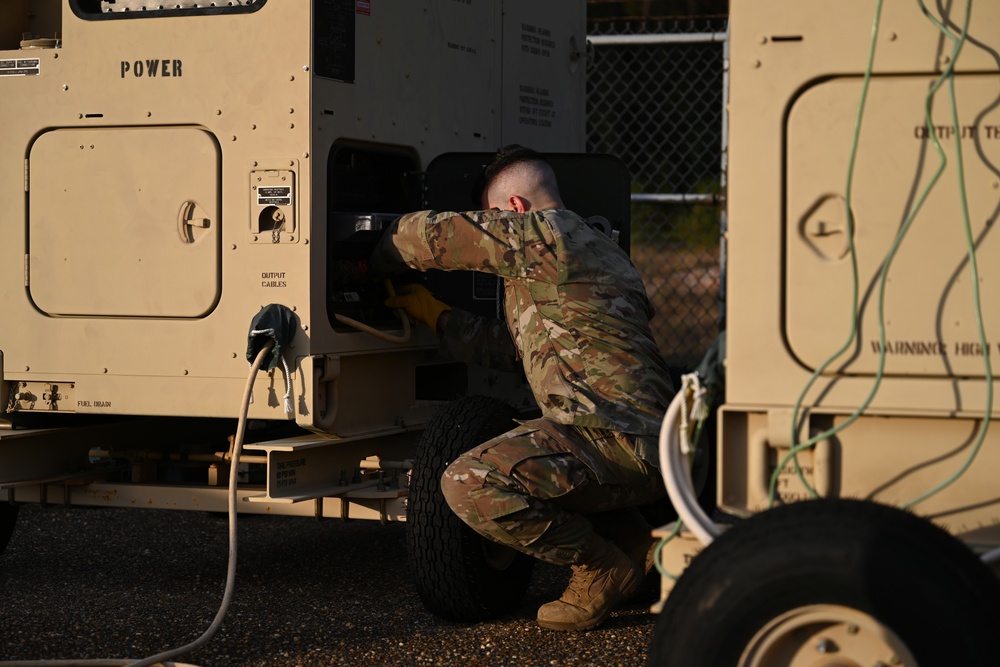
[372,208,674,565]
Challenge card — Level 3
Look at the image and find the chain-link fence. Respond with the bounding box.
[587,15,727,372]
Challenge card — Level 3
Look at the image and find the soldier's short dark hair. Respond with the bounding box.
[474,144,550,207]
[484,144,545,183]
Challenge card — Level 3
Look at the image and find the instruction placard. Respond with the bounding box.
[257,186,292,207]
[0,58,40,76]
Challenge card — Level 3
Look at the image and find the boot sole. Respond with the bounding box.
[537,611,612,632]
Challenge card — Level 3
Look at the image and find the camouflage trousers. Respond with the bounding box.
[440,417,666,566]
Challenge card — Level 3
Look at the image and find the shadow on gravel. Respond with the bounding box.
[1,505,657,667]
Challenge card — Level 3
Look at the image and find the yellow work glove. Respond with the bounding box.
[385,283,451,332]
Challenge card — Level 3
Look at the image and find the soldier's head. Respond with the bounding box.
[480,144,564,212]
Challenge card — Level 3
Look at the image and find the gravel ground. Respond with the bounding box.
[0,504,659,667]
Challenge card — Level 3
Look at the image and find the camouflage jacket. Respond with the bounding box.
[371,208,675,440]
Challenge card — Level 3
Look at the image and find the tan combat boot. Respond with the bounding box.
[536,537,642,631]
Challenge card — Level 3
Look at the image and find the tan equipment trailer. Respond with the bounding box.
[648,1,1000,664]
[0,0,629,622]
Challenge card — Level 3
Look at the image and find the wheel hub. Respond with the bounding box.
[739,604,917,667]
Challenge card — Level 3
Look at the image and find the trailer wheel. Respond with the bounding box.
[407,395,535,621]
[0,503,18,557]
[648,498,1000,666]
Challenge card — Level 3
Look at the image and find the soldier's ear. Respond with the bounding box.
[509,195,529,213]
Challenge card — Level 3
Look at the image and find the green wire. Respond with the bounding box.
[771,0,982,508]
[652,519,683,580]
[772,0,886,505]
[902,0,990,510]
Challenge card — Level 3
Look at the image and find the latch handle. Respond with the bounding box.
[177,200,212,243]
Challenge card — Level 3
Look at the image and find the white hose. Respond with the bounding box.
[658,381,722,546]
[0,342,274,667]
[333,279,412,344]
[0,661,196,667]
[980,545,1000,564]
[334,309,411,344]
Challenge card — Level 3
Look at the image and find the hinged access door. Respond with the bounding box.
[784,76,1000,378]
[28,126,221,318]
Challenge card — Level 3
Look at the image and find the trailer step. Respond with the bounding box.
[243,433,409,504]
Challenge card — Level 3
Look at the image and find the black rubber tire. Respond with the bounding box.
[648,498,1000,666]
[0,503,19,557]
[407,395,535,621]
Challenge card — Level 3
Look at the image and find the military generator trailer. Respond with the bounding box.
[0,0,639,622]
[649,1,1000,665]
